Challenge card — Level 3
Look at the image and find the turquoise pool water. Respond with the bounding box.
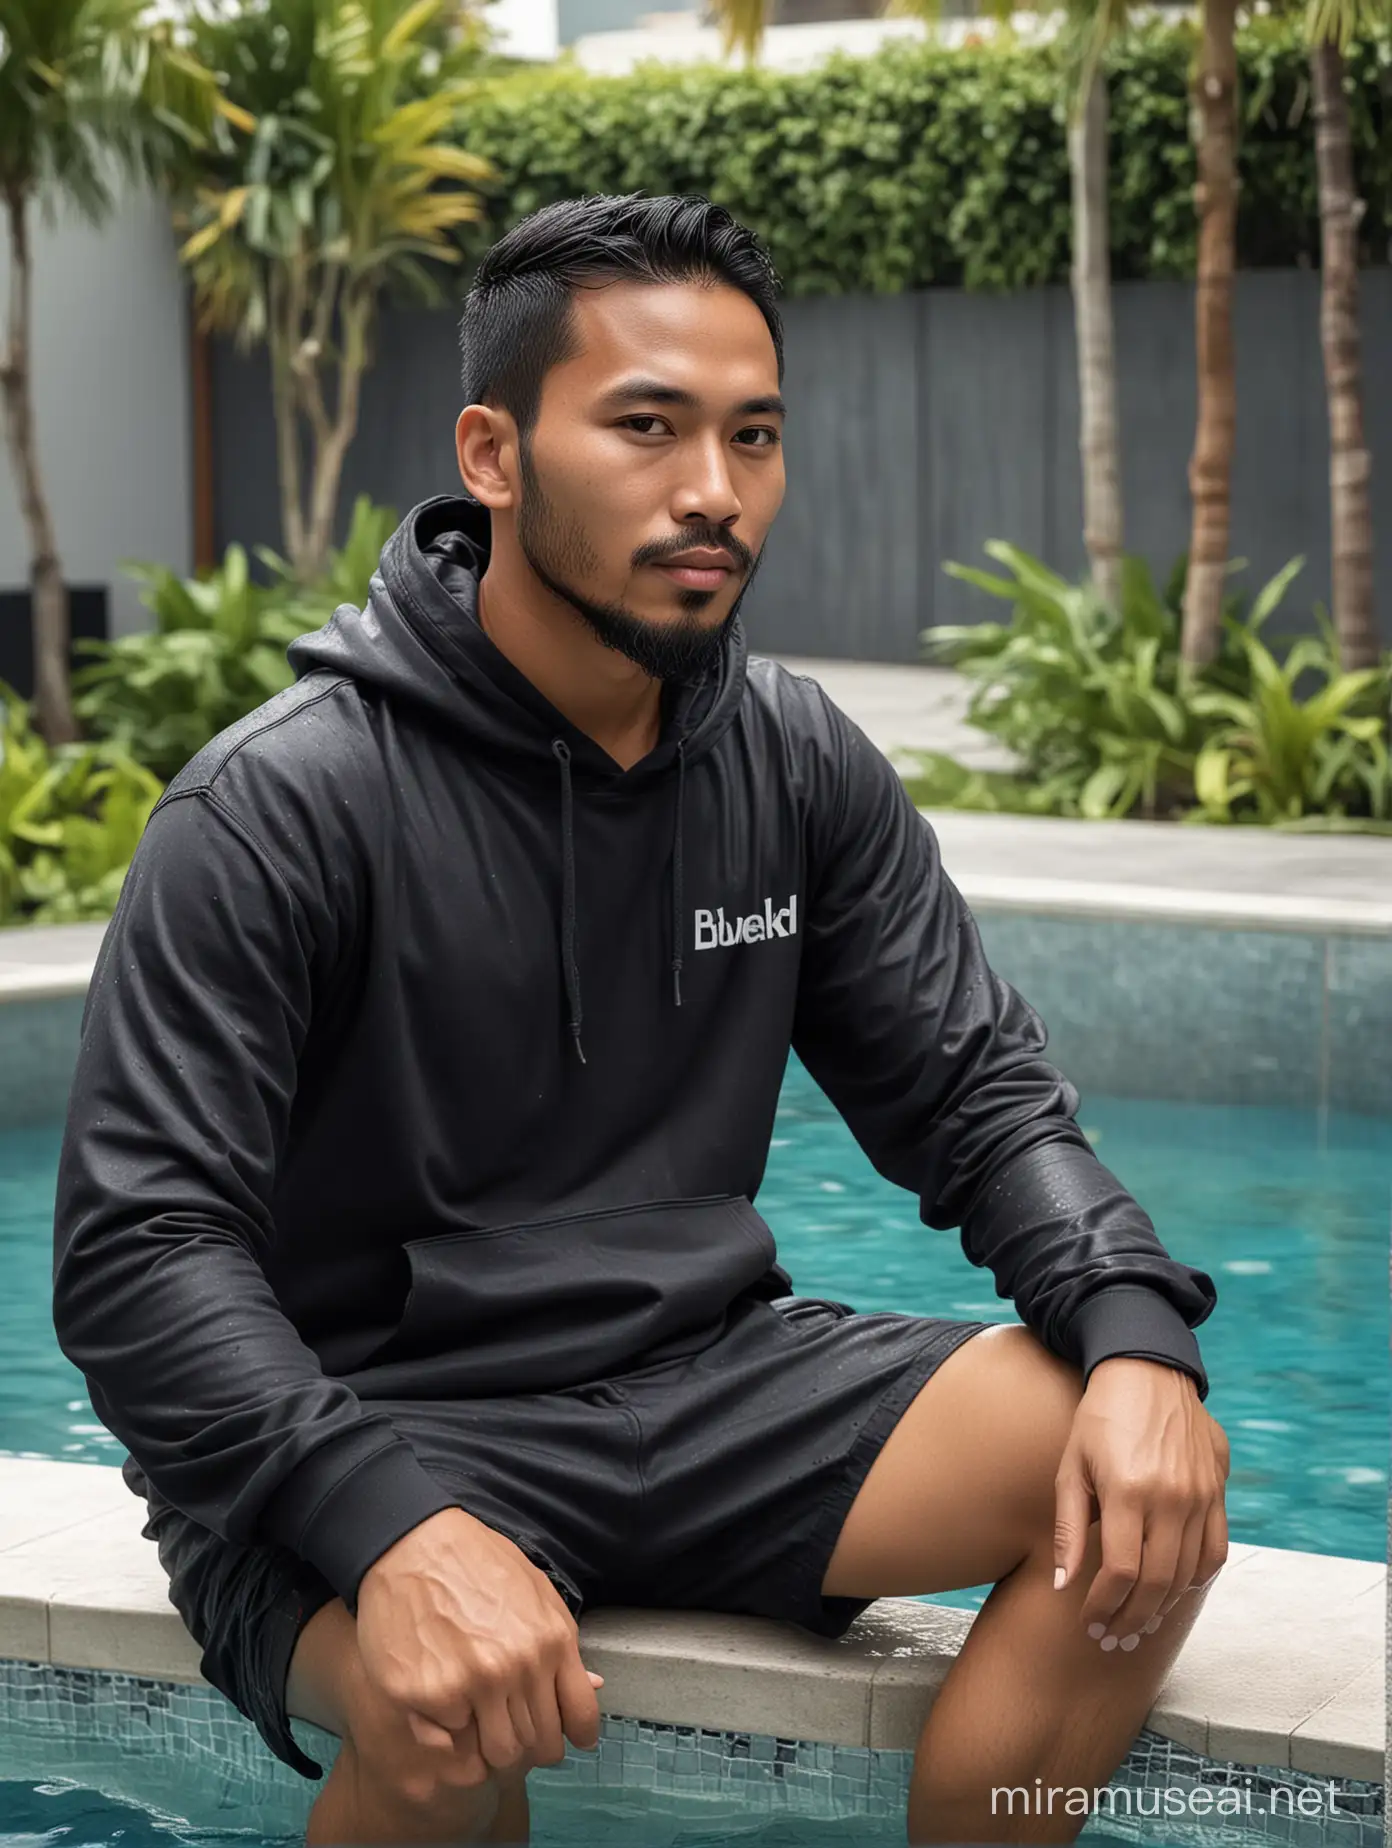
[2,1058,1387,1577]
[0,1778,1302,1848]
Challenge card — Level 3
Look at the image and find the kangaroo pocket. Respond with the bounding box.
[347,1193,780,1398]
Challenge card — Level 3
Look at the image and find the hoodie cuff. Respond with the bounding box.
[1069,1285,1210,1402]
[259,1432,459,1612]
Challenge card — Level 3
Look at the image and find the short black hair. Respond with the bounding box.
[459,193,784,434]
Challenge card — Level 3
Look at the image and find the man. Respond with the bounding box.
[53,193,1228,1846]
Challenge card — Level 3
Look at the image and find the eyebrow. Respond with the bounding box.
[600,378,787,418]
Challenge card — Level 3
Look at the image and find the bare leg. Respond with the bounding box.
[286,1596,531,1845]
[821,1325,1216,1844]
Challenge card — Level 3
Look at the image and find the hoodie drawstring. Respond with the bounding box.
[550,730,690,1067]
[551,739,586,1066]
[670,737,687,1008]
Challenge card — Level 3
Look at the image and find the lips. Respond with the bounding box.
[652,552,736,590]
[656,563,732,589]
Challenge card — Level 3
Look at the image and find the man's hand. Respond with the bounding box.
[354,1506,604,1781]
[1054,1357,1230,1646]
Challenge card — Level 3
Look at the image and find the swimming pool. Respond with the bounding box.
[2,1053,1387,1579]
[0,1662,1381,1848]
[0,908,1386,1848]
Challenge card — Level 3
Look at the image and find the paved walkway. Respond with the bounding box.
[768,655,1016,772]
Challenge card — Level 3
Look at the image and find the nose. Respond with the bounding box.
[671,432,741,530]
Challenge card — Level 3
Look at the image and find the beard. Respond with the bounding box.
[515,440,762,683]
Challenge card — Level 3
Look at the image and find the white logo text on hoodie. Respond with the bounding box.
[693,895,798,950]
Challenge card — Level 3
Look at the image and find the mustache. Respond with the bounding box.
[631,527,755,574]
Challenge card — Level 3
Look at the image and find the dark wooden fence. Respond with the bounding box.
[212,266,1392,659]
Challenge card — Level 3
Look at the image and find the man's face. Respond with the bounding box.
[508,278,786,681]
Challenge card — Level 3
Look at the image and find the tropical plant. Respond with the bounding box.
[915,543,1392,826]
[72,495,395,782]
[171,0,493,583]
[897,751,1096,816]
[1301,0,1388,672]
[0,680,163,925]
[0,0,224,746]
[920,543,1222,818]
[257,491,399,626]
[1188,590,1392,826]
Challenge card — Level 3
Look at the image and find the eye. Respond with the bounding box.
[619,415,673,437]
[734,426,781,449]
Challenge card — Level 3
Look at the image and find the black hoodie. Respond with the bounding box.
[52,495,1216,1612]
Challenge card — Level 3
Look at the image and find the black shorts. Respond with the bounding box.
[126,1296,996,1779]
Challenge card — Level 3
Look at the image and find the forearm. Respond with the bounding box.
[53,1207,455,1604]
[962,1138,1216,1398]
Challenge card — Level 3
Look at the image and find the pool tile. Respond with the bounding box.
[0,993,85,1126]
[974,913,1329,1109]
[1324,935,1392,1119]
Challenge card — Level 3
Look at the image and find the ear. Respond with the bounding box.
[456,404,518,510]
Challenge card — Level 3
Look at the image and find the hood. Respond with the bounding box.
[288,495,751,1066]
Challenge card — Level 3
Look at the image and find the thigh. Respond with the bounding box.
[821,1321,1085,1599]
[609,1295,1001,1626]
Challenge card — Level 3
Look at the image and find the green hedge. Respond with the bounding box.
[454,16,1391,295]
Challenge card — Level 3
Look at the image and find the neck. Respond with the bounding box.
[476,548,664,772]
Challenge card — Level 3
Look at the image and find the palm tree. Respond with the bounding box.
[1061,0,1131,613]
[171,0,494,583]
[1179,0,1240,670]
[0,0,222,745]
[707,0,1132,614]
[1303,0,1384,671]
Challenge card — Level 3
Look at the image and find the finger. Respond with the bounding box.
[525,1666,569,1768]
[1102,1506,1184,1644]
[556,1647,603,1752]
[1143,1504,1209,1631]
[1183,1496,1229,1597]
[1052,1451,1096,1593]
[588,1671,605,1686]
[1079,1492,1144,1635]
[440,1714,492,1790]
[508,1689,539,1755]
[407,1708,458,1752]
[472,1684,529,1773]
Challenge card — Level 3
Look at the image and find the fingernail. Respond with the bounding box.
[1100,1634,1119,1652]
[1087,1622,1106,1640]
[1143,1614,1164,1634]
[1119,1633,1140,1652]
[1054,1567,1066,1591]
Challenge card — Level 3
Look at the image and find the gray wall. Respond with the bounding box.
[0,186,192,641]
[212,266,1392,659]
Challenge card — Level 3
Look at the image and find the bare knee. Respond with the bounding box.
[315,1737,514,1844]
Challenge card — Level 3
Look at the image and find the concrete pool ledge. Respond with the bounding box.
[0,1461,1382,1784]
[917,812,1392,938]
